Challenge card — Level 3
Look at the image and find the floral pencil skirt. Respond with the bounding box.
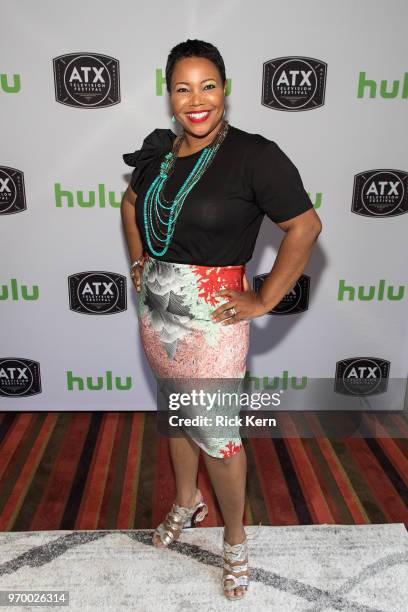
[137,252,250,459]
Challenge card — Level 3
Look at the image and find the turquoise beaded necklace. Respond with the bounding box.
[143,119,229,256]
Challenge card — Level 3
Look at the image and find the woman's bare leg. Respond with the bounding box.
[153,435,200,548]
[170,435,200,506]
[202,446,248,598]
[202,446,246,543]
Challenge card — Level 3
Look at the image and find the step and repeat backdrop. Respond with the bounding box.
[2,0,407,412]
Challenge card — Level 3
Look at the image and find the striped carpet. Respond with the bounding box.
[0,411,407,531]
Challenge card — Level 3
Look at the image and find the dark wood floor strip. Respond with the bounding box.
[0,412,406,530]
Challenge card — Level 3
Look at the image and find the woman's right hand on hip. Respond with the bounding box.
[132,267,143,293]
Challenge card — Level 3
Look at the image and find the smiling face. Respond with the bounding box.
[169,56,227,143]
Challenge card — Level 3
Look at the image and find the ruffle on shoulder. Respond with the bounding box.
[123,128,177,188]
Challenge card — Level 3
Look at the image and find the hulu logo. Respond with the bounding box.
[155,68,232,96]
[309,192,322,209]
[0,74,21,93]
[67,370,132,391]
[357,71,408,99]
[338,279,405,301]
[0,279,39,301]
[55,184,124,208]
[244,370,307,390]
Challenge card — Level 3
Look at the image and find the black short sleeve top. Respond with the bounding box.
[123,124,313,266]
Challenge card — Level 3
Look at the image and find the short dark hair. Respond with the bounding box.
[165,39,226,93]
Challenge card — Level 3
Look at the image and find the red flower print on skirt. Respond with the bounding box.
[191,265,244,307]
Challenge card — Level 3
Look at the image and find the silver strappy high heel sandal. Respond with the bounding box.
[153,489,208,547]
[222,522,261,600]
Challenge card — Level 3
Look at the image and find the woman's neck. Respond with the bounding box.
[177,120,225,156]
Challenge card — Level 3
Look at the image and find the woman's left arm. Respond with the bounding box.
[212,207,322,324]
[255,207,322,313]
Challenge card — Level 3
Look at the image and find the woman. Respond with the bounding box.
[121,39,322,600]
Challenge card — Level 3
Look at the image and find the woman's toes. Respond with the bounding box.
[224,580,235,598]
[152,534,164,548]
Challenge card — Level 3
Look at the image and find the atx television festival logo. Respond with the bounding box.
[352,169,408,217]
[253,274,310,314]
[262,56,327,111]
[0,166,26,214]
[68,272,127,314]
[53,52,120,108]
[334,357,390,396]
[0,358,41,397]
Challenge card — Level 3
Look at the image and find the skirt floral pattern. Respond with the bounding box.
[137,253,250,458]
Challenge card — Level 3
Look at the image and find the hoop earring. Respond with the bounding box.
[222,108,226,118]
[171,114,176,123]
